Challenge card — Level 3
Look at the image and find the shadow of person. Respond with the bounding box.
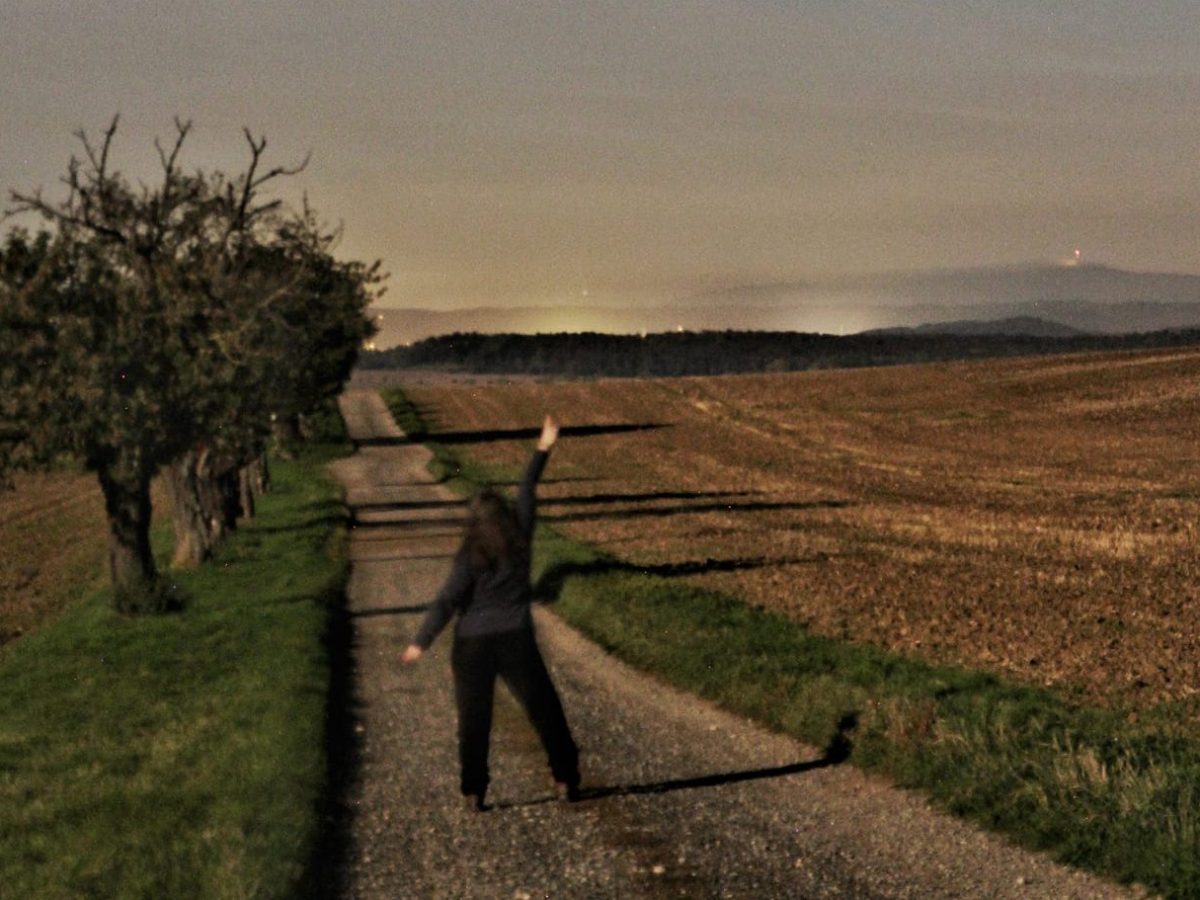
[491,712,858,811]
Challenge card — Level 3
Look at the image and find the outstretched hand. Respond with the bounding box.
[537,414,560,451]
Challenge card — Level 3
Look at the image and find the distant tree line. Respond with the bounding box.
[359,328,1200,378]
[0,117,380,612]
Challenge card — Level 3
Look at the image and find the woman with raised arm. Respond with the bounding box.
[400,415,580,811]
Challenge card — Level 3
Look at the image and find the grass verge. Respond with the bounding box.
[0,444,350,900]
[385,385,1200,899]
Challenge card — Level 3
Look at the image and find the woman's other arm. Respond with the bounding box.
[402,552,473,663]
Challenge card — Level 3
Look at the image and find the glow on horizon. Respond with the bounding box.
[5,5,1200,310]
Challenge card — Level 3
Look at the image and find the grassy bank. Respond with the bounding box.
[0,445,349,899]
[385,385,1200,899]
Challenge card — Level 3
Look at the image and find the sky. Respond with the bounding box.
[4,1,1200,311]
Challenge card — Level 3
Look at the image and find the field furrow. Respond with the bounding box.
[0,472,172,645]
[394,346,1200,708]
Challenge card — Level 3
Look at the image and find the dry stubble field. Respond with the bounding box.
[400,346,1200,710]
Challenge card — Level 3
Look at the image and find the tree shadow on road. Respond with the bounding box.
[532,553,832,604]
[354,422,669,449]
[350,602,430,618]
[543,498,851,525]
[541,489,763,506]
[298,584,365,899]
[348,489,761,517]
[346,494,851,533]
[488,476,603,488]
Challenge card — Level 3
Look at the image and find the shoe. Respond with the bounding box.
[462,793,488,812]
[554,781,581,803]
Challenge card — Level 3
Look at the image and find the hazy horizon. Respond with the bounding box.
[6,3,1200,311]
[370,257,1200,310]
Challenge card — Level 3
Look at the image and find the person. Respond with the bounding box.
[400,415,580,811]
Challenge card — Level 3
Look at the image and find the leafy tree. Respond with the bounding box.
[358,328,1200,379]
[0,229,56,478]
[265,208,383,443]
[2,117,379,608]
[164,205,380,566]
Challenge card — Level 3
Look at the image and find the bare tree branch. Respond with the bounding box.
[73,116,120,198]
[247,200,283,219]
[8,183,128,245]
[238,130,265,227]
[74,129,102,178]
[98,115,119,182]
[155,117,191,176]
[219,130,307,246]
[250,151,311,190]
[148,119,195,250]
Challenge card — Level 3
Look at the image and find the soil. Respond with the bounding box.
[0,470,106,644]
[398,347,1200,709]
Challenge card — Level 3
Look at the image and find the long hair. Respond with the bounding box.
[463,488,528,572]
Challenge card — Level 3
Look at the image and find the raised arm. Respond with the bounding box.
[516,415,557,536]
[537,414,559,452]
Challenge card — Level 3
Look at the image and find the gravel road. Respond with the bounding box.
[328,389,1142,900]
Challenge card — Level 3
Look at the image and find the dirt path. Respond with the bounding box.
[328,389,1141,899]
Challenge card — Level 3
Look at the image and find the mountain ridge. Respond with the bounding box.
[860,316,1088,338]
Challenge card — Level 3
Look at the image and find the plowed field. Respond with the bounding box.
[399,346,1200,708]
[0,472,176,645]
[0,470,108,645]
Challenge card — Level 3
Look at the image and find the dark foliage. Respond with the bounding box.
[1,118,379,605]
[360,328,1200,378]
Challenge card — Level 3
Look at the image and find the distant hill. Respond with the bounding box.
[822,263,1200,335]
[830,263,1200,309]
[861,316,1088,338]
[368,263,1200,348]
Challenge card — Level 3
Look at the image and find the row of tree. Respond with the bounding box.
[359,328,1200,378]
[0,118,381,612]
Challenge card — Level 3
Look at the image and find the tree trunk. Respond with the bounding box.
[216,467,242,533]
[273,413,303,459]
[197,463,228,546]
[238,464,256,521]
[97,465,160,612]
[166,450,213,568]
[250,452,270,496]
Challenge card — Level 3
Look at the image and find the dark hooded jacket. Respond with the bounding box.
[413,449,548,649]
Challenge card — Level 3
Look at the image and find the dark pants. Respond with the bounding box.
[451,626,579,798]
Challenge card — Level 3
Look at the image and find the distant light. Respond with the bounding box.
[1059,248,1083,268]
[676,324,684,333]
